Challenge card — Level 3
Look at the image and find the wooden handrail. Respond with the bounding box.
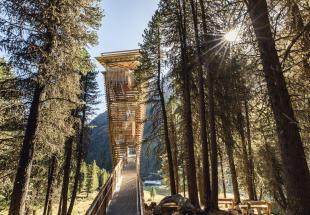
[86,158,124,215]
[137,174,144,215]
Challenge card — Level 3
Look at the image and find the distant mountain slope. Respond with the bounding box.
[140,106,162,180]
[86,111,112,171]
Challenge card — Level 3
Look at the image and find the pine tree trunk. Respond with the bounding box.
[264,143,287,210]
[57,194,63,215]
[9,84,44,215]
[236,111,255,200]
[176,0,199,207]
[67,76,89,215]
[220,114,240,204]
[245,0,310,214]
[47,195,53,215]
[169,116,179,193]
[67,125,84,215]
[182,158,186,198]
[198,0,219,209]
[189,0,211,209]
[244,99,257,200]
[43,155,57,215]
[60,137,73,215]
[208,69,218,210]
[219,149,226,199]
[197,159,205,204]
[156,26,177,195]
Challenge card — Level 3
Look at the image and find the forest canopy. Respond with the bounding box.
[0,0,309,215]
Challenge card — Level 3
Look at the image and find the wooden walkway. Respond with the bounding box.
[106,158,138,215]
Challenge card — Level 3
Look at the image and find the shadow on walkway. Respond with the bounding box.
[106,158,138,215]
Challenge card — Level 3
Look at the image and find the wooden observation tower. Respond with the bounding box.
[96,49,146,167]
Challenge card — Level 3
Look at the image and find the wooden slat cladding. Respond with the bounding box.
[96,50,146,167]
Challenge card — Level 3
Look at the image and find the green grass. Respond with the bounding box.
[0,191,99,215]
[144,186,170,204]
[70,191,99,215]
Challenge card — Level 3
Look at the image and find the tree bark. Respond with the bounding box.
[57,194,63,215]
[219,149,226,199]
[220,114,240,204]
[169,116,179,193]
[236,111,255,200]
[67,73,95,215]
[245,0,310,214]
[60,137,73,215]
[189,0,211,209]
[208,70,218,210]
[263,142,287,210]
[176,0,199,207]
[198,0,219,209]
[197,158,205,204]
[156,25,177,195]
[47,195,53,215]
[244,99,257,200]
[9,84,44,215]
[182,157,186,198]
[43,155,57,215]
[67,76,89,215]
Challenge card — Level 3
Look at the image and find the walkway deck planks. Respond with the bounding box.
[106,159,138,215]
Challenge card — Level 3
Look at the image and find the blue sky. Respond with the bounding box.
[0,0,158,117]
[90,0,159,116]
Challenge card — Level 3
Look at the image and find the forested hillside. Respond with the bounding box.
[86,112,112,171]
[140,106,162,180]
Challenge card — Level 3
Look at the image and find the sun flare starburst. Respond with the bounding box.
[224,28,239,42]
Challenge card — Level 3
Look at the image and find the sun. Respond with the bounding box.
[224,28,239,42]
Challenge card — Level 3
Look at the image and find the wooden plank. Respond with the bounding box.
[98,50,146,166]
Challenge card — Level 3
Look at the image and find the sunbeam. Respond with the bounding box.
[224,28,240,42]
